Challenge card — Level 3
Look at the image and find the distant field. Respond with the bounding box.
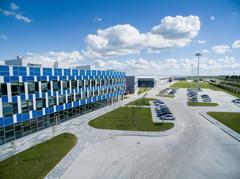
[0,133,77,179]
[171,81,240,98]
[187,102,218,107]
[138,87,151,94]
[89,107,174,132]
[171,81,218,89]
[208,112,240,133]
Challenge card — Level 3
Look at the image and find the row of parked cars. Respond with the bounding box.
[201,94,211,102]
[187,89,198,102]
[160,88,177,96]
[153,100,175,120]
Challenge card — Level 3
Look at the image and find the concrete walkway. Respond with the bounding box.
[200,112,240,142]
[61,87,240,179]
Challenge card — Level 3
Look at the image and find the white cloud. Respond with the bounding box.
[92,56,240,76]
[84,24,145,58]
[0,9,14,16]
[210,16,215,20]
[202,49,209,53]
[15,14,31,23]
[24,51,84,67]
[93,17,102,22]
[151,15,200,39]
[1,34,7,40]
[10,3,19,11]
[211,45,230,54]
[0,4,31,23]
[197,40,206,44]
[19,50,240,76]
[232,40,240,48]
[84,15,201,59]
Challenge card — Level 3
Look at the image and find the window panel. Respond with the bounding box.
[0,83,7,97]
[21,100,28,113]
[41,81,48,92]
[36,98,43,110]
[3,103,13,118]
[11,83,20,96]
[28,82,35,94]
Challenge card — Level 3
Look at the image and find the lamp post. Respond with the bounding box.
[191,64,194,89]
[195,52,202,91]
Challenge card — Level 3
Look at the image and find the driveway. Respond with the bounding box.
[61,88,240,179]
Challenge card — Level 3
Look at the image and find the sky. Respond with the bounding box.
[0,0,240,76]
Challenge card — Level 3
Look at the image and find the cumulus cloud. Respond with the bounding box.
[84,24,145,58]
[91,56,240,76]
[84,15,201,59]
[151,15,200,39]
[232,40,240,48]
[23,51,84,67]
[211,45,230,54]
[10,3,19,10]
[210,16,215,20]
[0,3,31,23]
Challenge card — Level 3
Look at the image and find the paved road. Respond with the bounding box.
[62,88,240,179]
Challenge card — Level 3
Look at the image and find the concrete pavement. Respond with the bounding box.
[62,87,240,179]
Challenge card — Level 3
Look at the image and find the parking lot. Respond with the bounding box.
[61,87,240,179]
[150,99,175,124]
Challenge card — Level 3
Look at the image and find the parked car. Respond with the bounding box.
[153,99,176,120]
[232,99,240,104]
[201,94,211,102]
[160,113,176,120]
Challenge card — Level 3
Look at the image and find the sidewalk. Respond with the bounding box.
[0,95,141,161]
[200,112,240,142]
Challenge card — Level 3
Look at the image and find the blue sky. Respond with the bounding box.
[0,0,240,75]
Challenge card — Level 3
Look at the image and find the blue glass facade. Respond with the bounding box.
[0,65,126,145]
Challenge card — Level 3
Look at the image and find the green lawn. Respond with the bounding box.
[89,107,174,132]
[171,81,219,89]
[207,112,240,133]
[128,98,155,106]
[0,133,77,179]
[171,81,240,98]
[187,102,219,106]
[138,87,151,94]
[157,94,175,98]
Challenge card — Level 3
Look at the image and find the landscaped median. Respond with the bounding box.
[127,98,155,106]
[187,102,219,107]
[0,133,77,179]
[89,107,174,132]
[157,94,175,98]
[207,112,240,134]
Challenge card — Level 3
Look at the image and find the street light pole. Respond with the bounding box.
[195,52,202,91]
[191,64,193,90]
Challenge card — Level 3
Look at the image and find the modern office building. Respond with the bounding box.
[0,65,126,145]
[125,76,137,94]
[137,76,156,88]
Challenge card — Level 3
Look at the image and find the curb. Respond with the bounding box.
[199,112,240,142]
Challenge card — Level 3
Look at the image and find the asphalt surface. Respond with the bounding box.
[62,88,240,179]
